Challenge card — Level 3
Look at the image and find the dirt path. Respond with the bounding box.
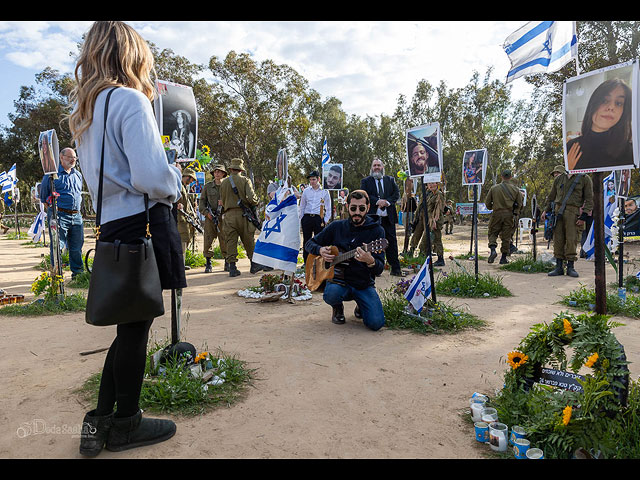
[1,224,638,458]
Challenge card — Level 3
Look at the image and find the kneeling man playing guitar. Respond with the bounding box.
[304,189,388,330]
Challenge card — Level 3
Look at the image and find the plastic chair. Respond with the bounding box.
[519,218,532,243]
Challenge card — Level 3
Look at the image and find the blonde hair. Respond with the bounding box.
[67,21,157,144]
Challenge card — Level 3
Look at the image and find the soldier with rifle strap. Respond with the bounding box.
[198,164,229,273]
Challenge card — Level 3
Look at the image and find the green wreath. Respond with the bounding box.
[504,311,629,406]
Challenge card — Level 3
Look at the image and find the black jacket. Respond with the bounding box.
[360,175,400,224]
[305,216,386,289]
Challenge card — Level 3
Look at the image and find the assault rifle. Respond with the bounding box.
[178,208,204,234]
[228,176,261,230]
[206,202,223,233]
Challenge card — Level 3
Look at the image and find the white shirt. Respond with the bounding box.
[299,185,331,223]
[374,176,388,217]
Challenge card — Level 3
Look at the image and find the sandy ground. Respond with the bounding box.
[1,221,639,459]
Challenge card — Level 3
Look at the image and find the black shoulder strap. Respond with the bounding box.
[558,174,583,216]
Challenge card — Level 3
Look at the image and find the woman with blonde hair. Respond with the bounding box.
[68,21,184,457]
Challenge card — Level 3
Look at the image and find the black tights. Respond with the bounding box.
[95,319,154,418]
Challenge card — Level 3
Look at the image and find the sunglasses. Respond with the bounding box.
[349,205,367,213]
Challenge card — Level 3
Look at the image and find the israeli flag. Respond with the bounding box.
[2,164,17,193]
[404,256,432,313]
[28,202,46,242]
[321,138,331,165]
[504,21,578,83]
[0,170,12,193]
[253,190,300,272]
[582,172,616,259]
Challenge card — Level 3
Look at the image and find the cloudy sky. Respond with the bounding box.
[0,21,535,128]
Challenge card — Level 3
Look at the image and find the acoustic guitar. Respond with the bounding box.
[305,238,389,292]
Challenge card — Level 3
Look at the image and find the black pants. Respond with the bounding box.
[301,214,324,262]
[379,216,400,272]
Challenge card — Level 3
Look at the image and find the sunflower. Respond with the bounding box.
[562,318,573,335]
[201,145,211,157]
[562,406,572,426]
[585,352,599,368]
[507,351,529,370]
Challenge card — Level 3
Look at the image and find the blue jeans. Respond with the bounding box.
[48,210,84,275]
[323,281,385,331]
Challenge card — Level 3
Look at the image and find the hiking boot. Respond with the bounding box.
[433,256,445,267]
[228,263,240,277]
[331,304,345,324]
[499,254,509,265]
[548,259,564,276]
[250,262,264,274]
[79,410,113,457]
[105,409,176,453]
[566,261,579,277]
[488,247,497,264]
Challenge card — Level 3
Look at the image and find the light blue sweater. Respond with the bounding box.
[76,87,182,224]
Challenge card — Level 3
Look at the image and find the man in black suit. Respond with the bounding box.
[360,158,402,276]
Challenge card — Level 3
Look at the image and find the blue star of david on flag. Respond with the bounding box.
[263,213,287,239]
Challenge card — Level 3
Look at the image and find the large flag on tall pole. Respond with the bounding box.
[404,256,432,313]
[321,137,331,165]
[503,21,578,83]
[253,188,300,272]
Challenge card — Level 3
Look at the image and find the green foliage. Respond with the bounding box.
[435,269,512,298]
[499,254,555,273]
[562,284,640,318]
[0,292,86,316]
[184,249,207,267]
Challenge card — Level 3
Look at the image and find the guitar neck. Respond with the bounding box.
[332,244,371,266]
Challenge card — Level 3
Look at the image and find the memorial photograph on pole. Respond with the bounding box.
[154,79,198,162]
[563,60,638,174]
[38,129,59,175]
[406,123,443,183]
[461,148,487,185]
[322,163,343,190]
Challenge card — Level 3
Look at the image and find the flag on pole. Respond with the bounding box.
[503,21,578,83]
[582,172,616,259]
[28,201,46,242]
[253,189,300,272]
[1,163,17,193]
[404,256,432,313]
[321,137,331,165]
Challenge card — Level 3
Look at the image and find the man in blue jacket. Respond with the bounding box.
[305,190,387,331]
[40,147,85,278]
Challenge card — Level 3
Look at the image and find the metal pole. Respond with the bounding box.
[473,184,479,281]
[592,172,606,314]
[618,196,625,288]
[420,177,436,304]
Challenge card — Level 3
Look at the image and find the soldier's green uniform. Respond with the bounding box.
[485,171,523,264]
[544,166,593,277]
[177,168,198,255]
[219,158,259,277]
[198,164,228,273]
[409,187,446,266]
[443,200,454,235]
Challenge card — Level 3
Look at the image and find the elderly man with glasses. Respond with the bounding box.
[40,147,85,278]
[304,190,387,331]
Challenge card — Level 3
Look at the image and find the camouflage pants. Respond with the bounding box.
[552,206,580,262]
[203,216,227,259]
[488,210,514,255]
[223,208,256,264]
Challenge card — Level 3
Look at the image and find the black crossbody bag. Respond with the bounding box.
[84,87,165,326]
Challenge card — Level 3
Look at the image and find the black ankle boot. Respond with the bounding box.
[228,263,240,277]
[499,254,509,264]
[488,247,497,264]
[548,258,564,276]
[566,260,579,277]
[250,261,264,274]
[433,256,445,267]
[204,258,212,273]
[331,304,345,324]
[79,409,114,457]
[106,409,176,452]
[224,261,229,272]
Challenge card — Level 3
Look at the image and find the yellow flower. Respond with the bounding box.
[202,145,210,156]
[563,318,573,335]
[507,351,529,370]
[562,406,572,426]
[585,352,599,368]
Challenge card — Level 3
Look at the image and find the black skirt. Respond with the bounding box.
[97,203,187,290]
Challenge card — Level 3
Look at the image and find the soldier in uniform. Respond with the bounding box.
[443,199,455,235]
[219,158,260,277]
[408,182,446,266]
[199,164,228,273]
[541,165,593,277]
[485,170,524,265]
[177,167,198,263]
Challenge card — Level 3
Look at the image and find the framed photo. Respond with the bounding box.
[461,148,487,186]
[562,60,638,174]
[406,123,443,183]
[154,80,198,162]
[276,148,288,186]
[322,163,343,190]
[468,184,481,201]
[337,188,349,204]
[615,168,632,198]
[38,129,59,175]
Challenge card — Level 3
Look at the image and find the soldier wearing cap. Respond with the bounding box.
[485,169,524,264]
[199,164,229,273]
[177,167,199,261]
[219,158,260,277]
[541,164,593,277]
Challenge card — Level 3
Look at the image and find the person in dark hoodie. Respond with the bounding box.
[305,189,387,330]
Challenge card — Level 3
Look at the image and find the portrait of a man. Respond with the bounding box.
[323,163,343,190]
[406,123,442,183]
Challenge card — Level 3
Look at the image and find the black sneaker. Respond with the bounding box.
[354,305,362,319]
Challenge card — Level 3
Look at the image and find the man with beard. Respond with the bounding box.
[305,190,386,331]
[360,158,402,276]
[623,197,640,237]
